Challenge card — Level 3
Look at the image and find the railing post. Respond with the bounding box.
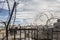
[51,28,53,40]
[57,32,59,40]
[20,26,21,40]
[24,28,26,40]
[37,27,38,40]
[14,29,16,40]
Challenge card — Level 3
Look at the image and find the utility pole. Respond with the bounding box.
[6,2,16,40]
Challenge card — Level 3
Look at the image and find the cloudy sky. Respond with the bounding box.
[0,0,60,26]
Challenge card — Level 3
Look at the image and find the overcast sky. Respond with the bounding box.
[0,0,60,26]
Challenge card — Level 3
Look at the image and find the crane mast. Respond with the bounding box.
[6,2,16,40]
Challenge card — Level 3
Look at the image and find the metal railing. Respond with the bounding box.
[8,27,38,40]
[2,26,60,40]
[51,28,60,40]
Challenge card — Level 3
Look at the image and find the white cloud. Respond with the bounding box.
[0,0,60,25]
[11,0,60,25]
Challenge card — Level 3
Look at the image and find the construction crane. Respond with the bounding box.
[5,1,17,40]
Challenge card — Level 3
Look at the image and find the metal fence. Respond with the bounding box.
[8,27,38,40]
[50,28,60,40]
[44,28,60,40]
[2,27,60,40]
